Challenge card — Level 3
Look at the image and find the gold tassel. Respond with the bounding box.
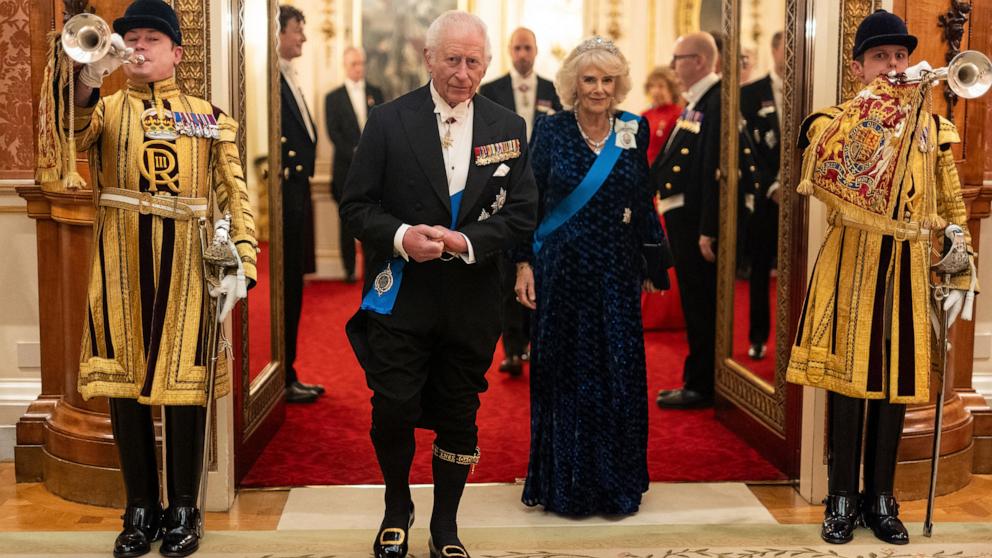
[35,32,63,185]
[63,50,86,191]
[797,179,815,196]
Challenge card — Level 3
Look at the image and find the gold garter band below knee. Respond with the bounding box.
[432,443,481,471]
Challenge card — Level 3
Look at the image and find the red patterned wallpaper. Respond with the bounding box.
[0,0,34,180]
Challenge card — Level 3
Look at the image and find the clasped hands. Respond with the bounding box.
[402,223,467,262]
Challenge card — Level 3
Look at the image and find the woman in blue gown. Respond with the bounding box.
[514,37,670,516]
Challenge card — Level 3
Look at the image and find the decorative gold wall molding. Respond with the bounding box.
[676,0,702,37]
[174,0,211,100]
[838,0,875,102]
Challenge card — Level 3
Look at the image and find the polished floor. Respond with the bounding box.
[3,464,992,556]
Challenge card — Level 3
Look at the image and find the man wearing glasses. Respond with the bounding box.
[651,32,722,409]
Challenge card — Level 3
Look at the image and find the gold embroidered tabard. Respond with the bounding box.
[72,77,258,406]
[787,77,976,404]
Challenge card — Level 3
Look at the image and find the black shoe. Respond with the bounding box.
[498,356,523,376]
[291,380,325,396]
[656,388,712,409]
[113,505,163,558]
[374,504,415,558]
[159,506,200,557]
[285,382,319,403]
[429,537,469,558]
[748,343,767,359]
[861,494,909,545]
[820,493,860,544]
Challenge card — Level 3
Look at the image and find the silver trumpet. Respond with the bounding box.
[61,13,145,65]
[897,50,992,99]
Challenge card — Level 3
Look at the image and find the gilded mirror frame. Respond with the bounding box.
[713,0,885,474]
[232,0,285,445]
[713,0,810,470]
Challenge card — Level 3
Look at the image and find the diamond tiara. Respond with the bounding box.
[574,35,620,56]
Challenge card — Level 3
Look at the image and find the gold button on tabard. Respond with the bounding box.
[295,165,304,172]
[744,147,751,154]
[280,136,287,144]
[665,182,672,190]
[680,147,689,155]
[288,150,296,157]
[749,165,756,172]
[673,165,681,173]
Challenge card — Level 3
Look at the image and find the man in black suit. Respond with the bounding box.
[652,32,722,409]
[325,46,385,283]
[341,11,537,558]
[278,5,324,403]
[478,27,561,376]
[740,31,785,361]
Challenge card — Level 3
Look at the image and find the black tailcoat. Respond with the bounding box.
[340,85,537,435]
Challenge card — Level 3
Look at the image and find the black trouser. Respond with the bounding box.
[362,260,501,534]
[664,207,717,396]
[747,201,778,346]
[501,253,530,358]
[338,207,357,278]
[827,392,906,497]
[109,398,206,509]
[283,179,310,386]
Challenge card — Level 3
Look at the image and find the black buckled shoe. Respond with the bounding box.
[862,494,909,545]
[428,537,469,558]
[374,504,415,558]
[820,493,860,544]
[159,506,200,557]
[114,505,163,558]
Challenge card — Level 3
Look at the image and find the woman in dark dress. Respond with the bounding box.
[514,37,670,516]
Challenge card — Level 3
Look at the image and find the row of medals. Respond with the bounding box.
[142,107,220,141]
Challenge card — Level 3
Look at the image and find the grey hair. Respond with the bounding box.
[424,10,492,62]
[343,45,366,60]
[555,42,632,111]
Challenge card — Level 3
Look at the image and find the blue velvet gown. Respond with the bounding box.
[520,111,665,515]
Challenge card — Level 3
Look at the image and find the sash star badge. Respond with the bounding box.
[478,188,507,221]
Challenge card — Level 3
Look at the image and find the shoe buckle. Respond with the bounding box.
[441,545,468,558]
[379,527,406,545]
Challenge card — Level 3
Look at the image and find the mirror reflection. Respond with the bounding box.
[730,11,787,385]
[244,0,273,384]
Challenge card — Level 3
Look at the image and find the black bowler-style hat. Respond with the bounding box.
[853,9,917,59]
[113,0,183,46]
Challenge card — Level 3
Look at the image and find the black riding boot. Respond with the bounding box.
[371,424,416,558]
[428,444,477,558]
[822,393,865,544]
[110,398,164,558]
[862,399,909,545]
[160,405,206,557]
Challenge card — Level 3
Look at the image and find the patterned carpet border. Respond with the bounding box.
[1,523,990,557]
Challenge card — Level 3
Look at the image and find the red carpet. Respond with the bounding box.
[241,279,786,487]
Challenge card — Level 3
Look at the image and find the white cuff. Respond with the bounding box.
[456,232,476,264]
[393,223,411,261]
[766,181,781,199]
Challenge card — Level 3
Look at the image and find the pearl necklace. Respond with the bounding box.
[576,114,614,154]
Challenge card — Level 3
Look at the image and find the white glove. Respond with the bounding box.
[944,288,966,328]
[210,272,247,323]
[903,61,934,82]
[78,34,130,88]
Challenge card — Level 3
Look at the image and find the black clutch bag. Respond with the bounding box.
[641,240,673,290]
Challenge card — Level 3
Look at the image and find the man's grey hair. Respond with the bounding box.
[343,45,366,60]
[424,10,492,62]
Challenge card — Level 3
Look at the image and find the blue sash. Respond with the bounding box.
[532,111,637,253]
[361,191,463,315]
